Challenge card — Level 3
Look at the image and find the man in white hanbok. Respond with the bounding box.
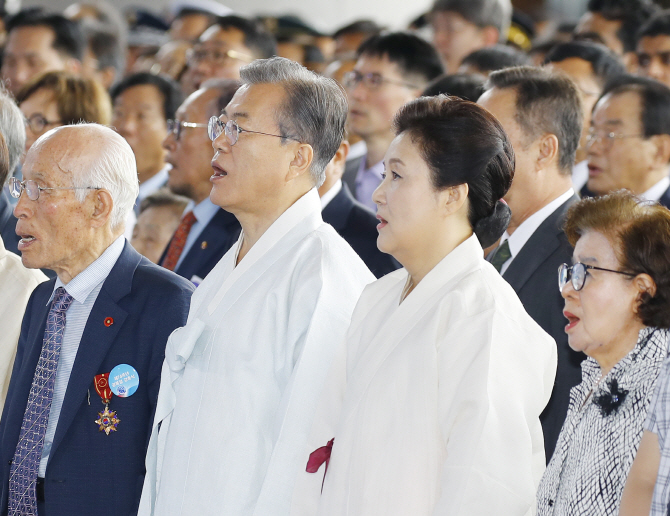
[139,57,374,516]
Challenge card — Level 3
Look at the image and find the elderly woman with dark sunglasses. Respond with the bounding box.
[536,191,670,516]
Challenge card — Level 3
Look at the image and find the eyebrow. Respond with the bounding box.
[388,157,405,166]
[573,255,598,265]
[220,109,249,120]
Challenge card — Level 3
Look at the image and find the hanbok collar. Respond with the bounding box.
[207,188,322,315]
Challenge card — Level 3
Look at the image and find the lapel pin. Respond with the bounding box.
[104,317,114,327]
[201,241,208,249]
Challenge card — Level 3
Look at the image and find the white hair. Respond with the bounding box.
[36,123,139,231]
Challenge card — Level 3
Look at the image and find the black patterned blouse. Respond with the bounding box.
[536,327,669,516]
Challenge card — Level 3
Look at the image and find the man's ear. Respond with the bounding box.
[536,133,560,171]
[90,189,114,228]
[285,143,314,183]
[64,57,82,75]
[481,27,500,47]
[650,133,670,169]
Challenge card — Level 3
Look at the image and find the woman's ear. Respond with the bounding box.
[634,273,657,311]
[443,183,469,216]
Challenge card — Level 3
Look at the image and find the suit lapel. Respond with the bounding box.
[49,243,139,456]
[658,186,670,209]
[321,184,354,231]
[503,196,577,292]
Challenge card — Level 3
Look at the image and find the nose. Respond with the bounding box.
[560,277,576,299]
[113,115,134,137]
[162,129,176,151]
[347,79,367,102]
[372,177,386,206]
[211,132,232,154]
[13,187,32,220]
[647,57,665,80]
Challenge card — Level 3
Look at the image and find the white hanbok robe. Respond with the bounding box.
[291,234,557,516]
[139,189,374,515]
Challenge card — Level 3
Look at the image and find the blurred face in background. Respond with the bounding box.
[637,35,670,88]
[131,204,183,263]
[431,11,495,73]
[20,87,62,153]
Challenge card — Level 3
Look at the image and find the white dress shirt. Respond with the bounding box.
[640,176,670,203]
[498,189,575,275]
[39,236,125,475]
[572,160,588,191]
[320,179,342,210]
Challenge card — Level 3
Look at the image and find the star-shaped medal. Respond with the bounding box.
[95,405,120,435]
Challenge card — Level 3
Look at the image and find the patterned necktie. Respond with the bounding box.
[161,211,197,271]
[8,287,73,515]
[490,239,512,273]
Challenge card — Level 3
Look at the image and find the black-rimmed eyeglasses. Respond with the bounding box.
[558,262,636,292]
[9,177,100,201]
[167,119,208,141]
[207,116,299,146]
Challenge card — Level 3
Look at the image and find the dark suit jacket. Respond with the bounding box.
[581,183,670,209]
[159,207,241,284]
[0,192,19,256]
[497,195,585,463]
[322,184,399,278]
[0,241,194,516]
[342,155,363,200]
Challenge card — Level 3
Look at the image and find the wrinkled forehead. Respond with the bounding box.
[26,130,100,180]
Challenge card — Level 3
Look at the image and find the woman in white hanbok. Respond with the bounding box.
[295,96,557,516]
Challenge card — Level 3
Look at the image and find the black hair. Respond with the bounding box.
[6,11,85,61]
[110,72,182,120]
[213,15,276,59]
[422,73,485,101]
[332,20,381,39]
[393,95,514,247]
[544,41,625,88]
[600,74,670,138]
[460,44,531,74]
[357,32,443,86]
[431,0,511,36]
[85,25,125,83]
[585,0,658,52]
[637,9,670,42]
[486,66,583,173]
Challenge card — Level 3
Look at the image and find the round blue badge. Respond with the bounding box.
[109,364,139,398]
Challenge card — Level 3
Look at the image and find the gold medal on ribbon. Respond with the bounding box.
[93,373,120,435]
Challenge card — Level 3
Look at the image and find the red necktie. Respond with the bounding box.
[161,211,197,271]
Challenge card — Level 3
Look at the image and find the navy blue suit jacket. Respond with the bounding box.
[0,241,194,516]
[496,195,584,463]
[0,192,19,256]
[160,208,241,284]
[322,184,399,278]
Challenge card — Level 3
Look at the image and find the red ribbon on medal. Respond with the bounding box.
[306,438,334,492]
[94,373,112,404]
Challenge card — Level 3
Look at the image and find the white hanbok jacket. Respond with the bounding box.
[139,189,374,515]
[291,234,557,516]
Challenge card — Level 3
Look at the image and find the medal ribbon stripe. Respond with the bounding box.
[8,287,73,515]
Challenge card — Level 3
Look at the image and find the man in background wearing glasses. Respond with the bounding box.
[342,32,442,210]
[479,66,583,463]
[158,79,241,285]
[182,15,276,96]
[139,57,374,516]
[583,75,670,208]
[0,124,193,515]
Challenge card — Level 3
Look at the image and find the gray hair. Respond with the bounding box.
[431,0,512,42]
[240,57,347,187]
[0,86,26,182]
[36,123,139,231]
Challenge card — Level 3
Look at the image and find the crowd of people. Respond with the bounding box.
[2,0,670,514]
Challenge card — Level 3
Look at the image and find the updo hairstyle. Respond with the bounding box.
[392,94,514,248]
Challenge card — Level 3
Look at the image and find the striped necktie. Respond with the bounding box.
[161,211,197,271]
[490,239,511,273]
[9,287,73,515]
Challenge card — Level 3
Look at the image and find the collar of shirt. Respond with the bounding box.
[347,140,367,161]
[572,160,588,191]
[320,179,342,210]
[501,188,575,265]
[49,235,126,305]
[138,164,171,202]
[640,175,670,203]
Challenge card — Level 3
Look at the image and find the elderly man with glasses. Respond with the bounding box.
[139,56,374,516]
[0,123,194,516]
[341,32,442,210]
[158,79,241,285]
[582,75,670,208]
